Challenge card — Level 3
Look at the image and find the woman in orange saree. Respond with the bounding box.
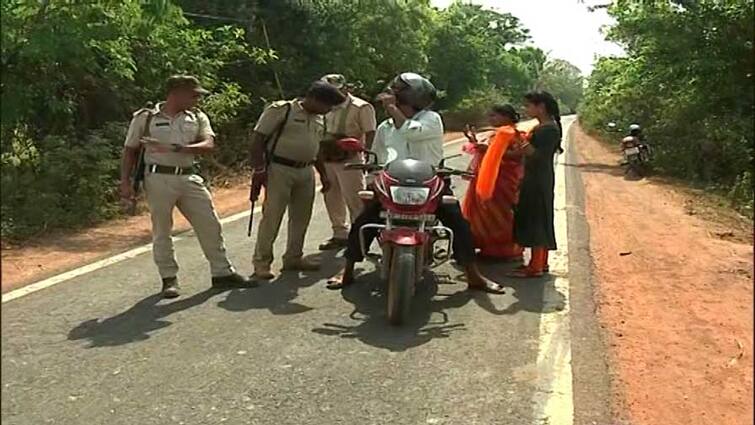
[461,104,525,261]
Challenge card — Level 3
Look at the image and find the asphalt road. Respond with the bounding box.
[1,117,613,425]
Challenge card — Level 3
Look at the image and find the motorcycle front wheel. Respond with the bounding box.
[387,246,416,326]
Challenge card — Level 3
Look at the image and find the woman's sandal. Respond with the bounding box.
[468,281,506,294]
[326,276,352,290]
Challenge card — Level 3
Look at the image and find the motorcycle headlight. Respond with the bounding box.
[389,186,430,205]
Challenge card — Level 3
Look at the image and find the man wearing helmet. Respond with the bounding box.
[326,73,505,294]
[621,123,647,151]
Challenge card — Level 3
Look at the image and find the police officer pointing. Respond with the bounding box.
[119,75,253,298]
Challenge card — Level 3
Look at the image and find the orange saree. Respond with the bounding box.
[461,125,525,260]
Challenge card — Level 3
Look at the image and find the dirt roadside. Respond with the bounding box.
[0,132,465,293]
[573,123,753,425]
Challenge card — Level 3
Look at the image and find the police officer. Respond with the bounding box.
[249,81,346,280]
[119,75,253,298]
[318,74,377,250]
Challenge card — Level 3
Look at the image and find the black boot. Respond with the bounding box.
[212,272,258,289]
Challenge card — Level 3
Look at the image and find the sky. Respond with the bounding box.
[429,0,625,74]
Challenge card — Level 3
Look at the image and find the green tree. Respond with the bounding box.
[427,1,532,109]
[537,58,584,114]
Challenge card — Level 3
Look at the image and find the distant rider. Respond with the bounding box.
[621,124,650,160]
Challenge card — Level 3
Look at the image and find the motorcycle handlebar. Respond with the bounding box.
[436,167,473,178]
[345,162,471,179]
[344,163,383,173]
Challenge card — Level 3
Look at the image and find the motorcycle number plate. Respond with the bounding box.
[380,212,435,222]
[624,147,640,155]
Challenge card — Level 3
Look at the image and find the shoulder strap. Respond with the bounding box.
[142,111,156,138]
[336,104,350,135]
[138,102,157,139]
[267,102,292,161]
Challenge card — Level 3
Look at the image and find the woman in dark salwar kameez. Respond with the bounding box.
[510,91,563,278]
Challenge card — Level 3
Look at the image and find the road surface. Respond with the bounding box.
[1,117,614,425]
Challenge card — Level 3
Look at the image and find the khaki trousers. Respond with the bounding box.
[322,161,365,240]
[144,173,234,279]
[253,163,315,268]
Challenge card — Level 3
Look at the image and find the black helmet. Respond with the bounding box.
[390,72,437,110]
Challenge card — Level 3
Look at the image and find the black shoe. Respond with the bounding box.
[161,277,180,299]
[211,272,258,289]
[319,238,348,251]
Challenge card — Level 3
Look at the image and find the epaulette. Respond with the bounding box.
[132,102,158,117]
[268,99,293,109]
[350,96,370,107]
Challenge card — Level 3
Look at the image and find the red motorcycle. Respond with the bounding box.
[338,138,470,325]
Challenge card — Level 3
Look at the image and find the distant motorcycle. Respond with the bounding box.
[620,135,651,177]
[608,122,651,177]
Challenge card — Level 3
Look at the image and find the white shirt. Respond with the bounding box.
[373,109,444,166]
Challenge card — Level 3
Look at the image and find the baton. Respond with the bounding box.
[247,200,255,237]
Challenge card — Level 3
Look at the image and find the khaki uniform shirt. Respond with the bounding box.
[253,99,326,163]
[325,94,377,140]
[124,102,215,168]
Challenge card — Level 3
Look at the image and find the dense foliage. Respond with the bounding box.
[580,0,753,214]
[1,0,583,240]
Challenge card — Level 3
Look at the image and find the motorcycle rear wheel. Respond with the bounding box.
[387,246,416,326]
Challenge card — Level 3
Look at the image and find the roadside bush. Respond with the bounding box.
[0,1,264,239]
[196,82,253,178]
[1,126,123,240]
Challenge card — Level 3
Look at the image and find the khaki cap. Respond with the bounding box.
[166,75,210,94]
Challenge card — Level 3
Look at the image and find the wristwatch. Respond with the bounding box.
[171,144,182,153]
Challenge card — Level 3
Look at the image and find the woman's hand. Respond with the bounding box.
[463,124,479,144]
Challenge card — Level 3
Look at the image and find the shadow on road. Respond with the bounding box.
[564,161,624,177]
[67,288,224,348]
[311,268,484,352]
[486,275,564,316]
[310,259,567,352]
[67,251,342,348]
[217,250,341,315]
[565,160,649,182]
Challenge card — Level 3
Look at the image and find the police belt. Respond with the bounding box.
[146,164,196,175]
[271,155,315,168]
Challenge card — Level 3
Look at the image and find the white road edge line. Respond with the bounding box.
[532,118,574,424]
[2,136,472,303]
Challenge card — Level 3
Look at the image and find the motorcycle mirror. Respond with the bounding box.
[336,137,364,153]
[439,153,462,168]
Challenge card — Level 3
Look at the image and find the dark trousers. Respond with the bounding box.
[344,186,475,266]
